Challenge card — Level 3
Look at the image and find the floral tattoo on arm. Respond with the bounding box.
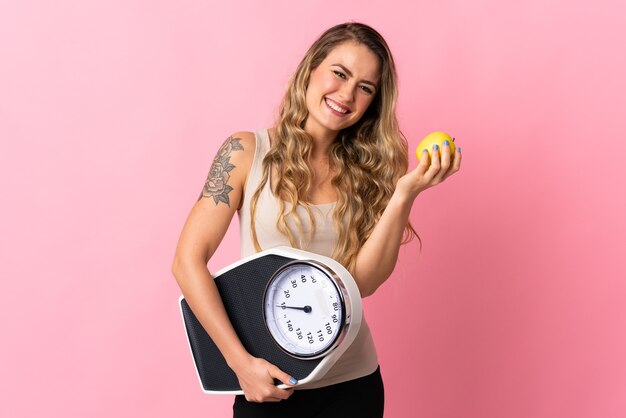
[198,137,244,206]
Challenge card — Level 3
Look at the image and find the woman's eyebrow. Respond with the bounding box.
[332,63,378,88]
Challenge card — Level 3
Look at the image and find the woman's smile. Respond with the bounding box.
[324,97,352,116]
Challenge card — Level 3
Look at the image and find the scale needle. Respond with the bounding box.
[277,305,312,313]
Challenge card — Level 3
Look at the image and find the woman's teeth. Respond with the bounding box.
[325,98,348,114]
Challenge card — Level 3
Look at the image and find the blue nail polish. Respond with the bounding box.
[433,144,439,151]
[458,147,461,153]
[289,377,297,384]
[443,140,449,146]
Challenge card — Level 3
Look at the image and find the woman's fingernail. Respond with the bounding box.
[433,144,439,151]
[443,140,449,146]
[458,147,461,153]
[289,377,298,385]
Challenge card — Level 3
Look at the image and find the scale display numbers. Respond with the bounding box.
[263,261,345,359]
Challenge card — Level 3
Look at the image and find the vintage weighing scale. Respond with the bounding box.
[179,246,363,394]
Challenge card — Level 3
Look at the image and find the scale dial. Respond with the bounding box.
[263,260,347,359]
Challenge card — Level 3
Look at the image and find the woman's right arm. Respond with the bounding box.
[171,132,296,402]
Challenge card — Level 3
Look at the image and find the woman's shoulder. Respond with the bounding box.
[227,130,256,150]
[226,127,274,157]
[218,126,276,164]
[218,130,257,164]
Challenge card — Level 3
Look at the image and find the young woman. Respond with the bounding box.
[172,22,461,418]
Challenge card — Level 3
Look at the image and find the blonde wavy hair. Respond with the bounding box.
[250,22,420,272]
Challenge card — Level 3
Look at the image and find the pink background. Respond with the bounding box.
[1,1,625,417]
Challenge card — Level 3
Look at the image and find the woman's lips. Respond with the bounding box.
[324,97,351,116]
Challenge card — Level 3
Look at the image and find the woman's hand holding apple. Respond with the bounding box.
[395,131,462,201]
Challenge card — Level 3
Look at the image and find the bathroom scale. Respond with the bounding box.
[179,246,363,394]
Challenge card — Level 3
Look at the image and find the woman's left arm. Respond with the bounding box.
[353,142,462,296]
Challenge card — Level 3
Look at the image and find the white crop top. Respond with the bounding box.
[237,128,379,389]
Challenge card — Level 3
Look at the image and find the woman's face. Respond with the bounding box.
[304,41,381,139]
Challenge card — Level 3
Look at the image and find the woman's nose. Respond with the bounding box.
[337,82,355,103]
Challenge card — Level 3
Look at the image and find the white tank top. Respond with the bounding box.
[237,128,379,389]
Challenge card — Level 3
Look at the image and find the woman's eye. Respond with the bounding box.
[332,70,373,94]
